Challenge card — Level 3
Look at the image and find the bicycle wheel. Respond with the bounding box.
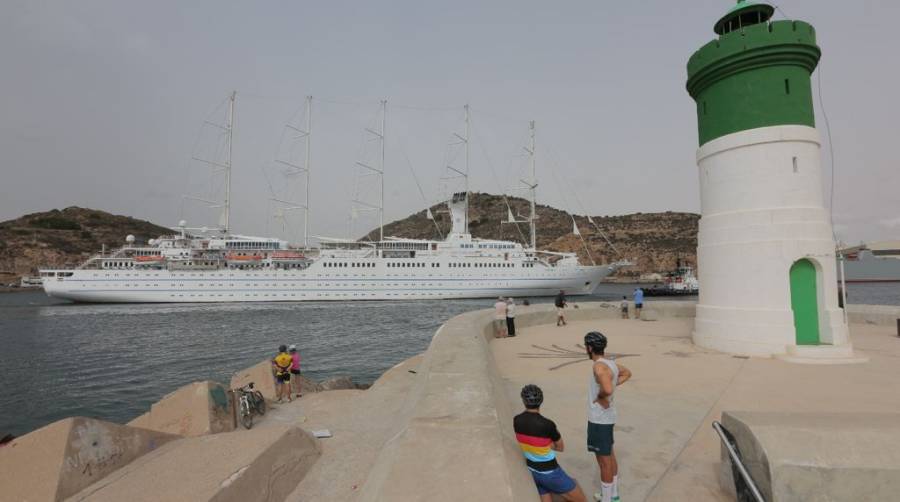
[253,391,266,415]
[239,399,253,429]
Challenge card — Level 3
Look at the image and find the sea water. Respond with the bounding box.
[0,283,895,437]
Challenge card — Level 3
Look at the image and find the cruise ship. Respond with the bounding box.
[39,194,621,303]
[40,94,623,303]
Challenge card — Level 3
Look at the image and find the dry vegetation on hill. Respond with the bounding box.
[365,193,698,278]
[0,196,698,285]
[0,207,171,285]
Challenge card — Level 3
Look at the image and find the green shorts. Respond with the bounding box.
[587,422,614,455]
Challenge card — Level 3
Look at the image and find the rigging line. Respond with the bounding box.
[236,91,299,102]
[189,95,229,159]
[402,148,444,239]
[544,143,623,257]
[542,144,596,265]
[816,61,839,243]
[773,5,790,20]
[391,103,461,111]
[470,116,529,246]
[469,106,531,125]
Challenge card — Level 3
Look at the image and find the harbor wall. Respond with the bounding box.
[846,304,900,328]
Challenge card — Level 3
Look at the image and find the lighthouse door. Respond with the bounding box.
[790,259,821,345]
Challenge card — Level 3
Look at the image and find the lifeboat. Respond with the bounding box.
[225,254,262,261]
[271,251,306,260]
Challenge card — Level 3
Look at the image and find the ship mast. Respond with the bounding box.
[526,120,537,250]
[224,90,235,234]
[380,99,386,241]
[270,95,312,247]
[304,95,312,248]
[464,104,470,234]
[352,100,386,241]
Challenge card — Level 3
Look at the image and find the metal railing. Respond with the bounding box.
[712,421,766,502]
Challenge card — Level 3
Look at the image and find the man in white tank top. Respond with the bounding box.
[584,331,632,502]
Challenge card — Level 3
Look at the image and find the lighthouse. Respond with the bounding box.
[686,1,853,358]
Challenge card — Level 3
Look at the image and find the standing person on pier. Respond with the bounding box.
[514,384,587,502]
[555,290,568,326]
[619,296,629,319]
[272,345,293,403]
[506,297,517,337]
[584,331,632,502]
[632,288,644,320]
[493,297,508,338]
[289,344,302,398]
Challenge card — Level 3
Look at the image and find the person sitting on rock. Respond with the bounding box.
[272,345,293,403]
[514,384,586,502]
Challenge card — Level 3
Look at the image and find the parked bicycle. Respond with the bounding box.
[235,382,266,429]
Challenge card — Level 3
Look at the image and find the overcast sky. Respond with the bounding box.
[1,0,896,245]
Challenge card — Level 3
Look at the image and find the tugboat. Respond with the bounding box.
[644,262,699,297]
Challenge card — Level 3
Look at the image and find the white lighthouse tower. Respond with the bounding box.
[686,1,854,359]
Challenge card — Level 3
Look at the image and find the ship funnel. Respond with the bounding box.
[448,192,468,236]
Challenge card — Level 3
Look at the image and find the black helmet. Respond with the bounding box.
[520,384,544,409]
[278,344,287,352]
[584,331,607,354]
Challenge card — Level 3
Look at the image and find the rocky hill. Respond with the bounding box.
[0,207,172,285]
[0,197,698,285]
[365,193,698,278]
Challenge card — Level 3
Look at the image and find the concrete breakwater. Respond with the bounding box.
[0,357,364,501]
[2,301,899,501]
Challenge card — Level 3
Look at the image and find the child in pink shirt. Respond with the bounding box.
[289,344,302,398]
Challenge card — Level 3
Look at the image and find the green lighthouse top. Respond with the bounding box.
[714,1,775,35]
[685,2,821,145]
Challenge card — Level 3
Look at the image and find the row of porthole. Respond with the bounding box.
[167,291,503,298]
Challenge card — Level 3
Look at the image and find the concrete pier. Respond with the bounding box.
[2,301,899,501]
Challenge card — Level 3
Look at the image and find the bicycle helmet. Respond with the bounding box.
[520,384,544,409]
[278,344,287,353]
[584,331,608,354]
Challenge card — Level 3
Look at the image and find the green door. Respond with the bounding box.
[790,259,820,345]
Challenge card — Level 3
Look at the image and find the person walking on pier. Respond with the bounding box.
[506,297,517,337]
[493,297,508,338]
[289,344,302,398]
[555,290,568,326]
[632,288,644,320]
[514,384,587,502]
[584,331,632,502]
[619,296,629,319]
[272,345,293,403]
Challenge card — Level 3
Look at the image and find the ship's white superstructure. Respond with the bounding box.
[40,94,623,303]
[40,195,619,303]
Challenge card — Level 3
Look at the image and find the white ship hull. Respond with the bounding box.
[41,263,614,303]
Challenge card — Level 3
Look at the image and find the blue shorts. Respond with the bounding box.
[587,422,614,455]
[529,466,577,495]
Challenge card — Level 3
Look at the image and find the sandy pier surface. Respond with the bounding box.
[256,354,424,501]
[490,318,900,501]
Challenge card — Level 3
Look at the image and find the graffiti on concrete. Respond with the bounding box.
[209,386,229,410]
[518,344,639,371]
[65,421,125,477]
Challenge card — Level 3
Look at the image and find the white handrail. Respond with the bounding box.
[712,421,766,502]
